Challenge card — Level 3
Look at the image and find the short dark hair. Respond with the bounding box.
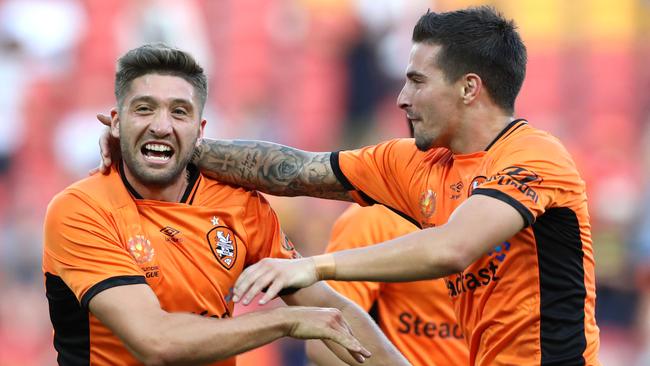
[115,43,208,112]
[412,6,526,113]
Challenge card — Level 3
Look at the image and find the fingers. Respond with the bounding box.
[329,329,370,363]
[232,263,267,304]
[99,129,112,171]
[241,270,277,305]
[330,314,371,363]
[97,113,111,126]
[259,279,284,305]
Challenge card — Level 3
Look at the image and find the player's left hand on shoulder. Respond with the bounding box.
[233,257,318,306]
[89,113,116,176]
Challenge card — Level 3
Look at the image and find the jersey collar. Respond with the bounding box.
[484,118,528,151]
[118,160,201,204]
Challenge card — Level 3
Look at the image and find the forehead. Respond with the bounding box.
[406,43,443,73]
[125,73,197,104]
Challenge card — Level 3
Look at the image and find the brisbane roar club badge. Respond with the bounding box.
[207,226,238,270]
[468,176,487,195]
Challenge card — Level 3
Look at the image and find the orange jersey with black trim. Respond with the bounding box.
[42,164,299,366]
[332,120,600,366]
[326,204,468,366]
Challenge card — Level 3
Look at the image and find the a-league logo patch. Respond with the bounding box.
[127,235,155,264]
[419,189,437,219]
[207,226,238,270]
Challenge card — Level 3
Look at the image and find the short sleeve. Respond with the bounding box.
[332,139,425,216]
[471,133,584,227]
[241,191,301,265]
[43,190,146,309]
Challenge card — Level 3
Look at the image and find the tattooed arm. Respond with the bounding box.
[193,139,354,201]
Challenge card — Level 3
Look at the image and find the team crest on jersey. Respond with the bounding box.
[128,235,155,264]
[419,189,437,218]
[207,226,238,270]
[468,176,487,195]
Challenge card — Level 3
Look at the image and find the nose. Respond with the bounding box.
[149,112,173,137]
[397,84,410,110]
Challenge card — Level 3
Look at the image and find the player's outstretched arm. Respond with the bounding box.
[89,284,370,365]
[233,195,525,302]
[193,138,354,201]
[283,282,409,366]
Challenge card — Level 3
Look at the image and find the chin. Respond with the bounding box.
[414,138,434,152]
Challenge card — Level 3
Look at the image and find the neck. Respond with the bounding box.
[449,105,514,154]
[121,163,190,202]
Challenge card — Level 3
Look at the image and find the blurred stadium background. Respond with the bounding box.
[0,0,648,365]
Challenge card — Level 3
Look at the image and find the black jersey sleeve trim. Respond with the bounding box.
[472,188,534,227]
[329,151,356,191]
[329,152,422,228]
[484,119,528,151]
[81,275,147,310]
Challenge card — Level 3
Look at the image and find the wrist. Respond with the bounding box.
[312,254,336,281]
[271,307,298,337]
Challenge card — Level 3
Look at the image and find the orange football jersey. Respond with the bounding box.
[43,164,299,366]
[332,120,600,366]
[326,204,468,366]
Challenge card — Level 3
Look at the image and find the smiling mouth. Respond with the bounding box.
[141,143,174,162]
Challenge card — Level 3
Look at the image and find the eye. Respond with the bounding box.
[172,107,189,116]
[135,105,153,113]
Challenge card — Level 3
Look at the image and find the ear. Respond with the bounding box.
[196,119,207,147]
[461,73,482,105]
[110,108,120,139]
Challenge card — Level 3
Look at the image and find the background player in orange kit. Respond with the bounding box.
[306,204,468,366]
[172,7,601,366]
[304,120,467,366]
[43,43,408,366]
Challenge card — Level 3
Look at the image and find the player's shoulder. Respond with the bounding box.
[495,122,574,162]
[45,169,127,230]
[48,169,124,215]
[197,174,269,207]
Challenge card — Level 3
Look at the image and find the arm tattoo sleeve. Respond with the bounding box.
[194,139,353,201]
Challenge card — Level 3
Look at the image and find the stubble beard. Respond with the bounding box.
[414,132,436,151]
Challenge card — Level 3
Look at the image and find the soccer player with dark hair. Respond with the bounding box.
[175,7,601,365]
[43,43,408,366]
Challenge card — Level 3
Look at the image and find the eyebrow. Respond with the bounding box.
[129,96,194,109]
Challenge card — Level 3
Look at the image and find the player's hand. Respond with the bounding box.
[89,113,115,176]
[233,257,318,305]
[281,306,371,364]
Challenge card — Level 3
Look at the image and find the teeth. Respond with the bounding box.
[145,144,171,152]
[147,155,171,161]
